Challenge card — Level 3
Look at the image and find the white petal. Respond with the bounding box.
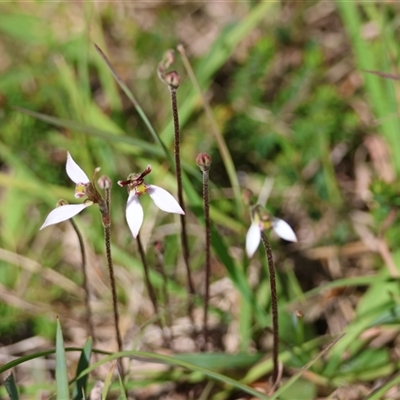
[66,152,90,184]
[126,192,144,238]
[246,222,261,258]
[40,203,91,230]
[148,185,185,215]
[272,218,297,242]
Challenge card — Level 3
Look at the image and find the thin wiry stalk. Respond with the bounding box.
[69,218,95,343]
[104,223,124,375]
[200,167,211,351]
[101,186,124,378]
[169,86,196,318]
[197,153,212,351]
[260,231,279,385]
[137,234,170,347]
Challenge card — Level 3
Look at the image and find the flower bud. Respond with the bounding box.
[98,175,112,190]
[158,50,178,86]
[196,153,212,172]
[164,71,181,89]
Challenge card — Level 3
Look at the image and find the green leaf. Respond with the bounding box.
[15,107,160,158]
[268,334,344,400]
[94,44,170,160]
[74,350,269,400]
[72,337,93,400]
[102,363,117,400]
[337,0,400,176]
[323,300,394,377]
[56,318,70,400]
[366,372,400,400]
[173,352,263,370]
[117,374,127,400]
[5,373,19,400]
[0,13,52,44]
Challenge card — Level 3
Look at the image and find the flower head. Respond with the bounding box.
[118,165,184,238]
[246,204,297,257]
[40,152,101,230]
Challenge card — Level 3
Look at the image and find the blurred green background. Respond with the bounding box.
[1,1,400,399]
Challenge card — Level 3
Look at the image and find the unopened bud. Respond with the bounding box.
[196,153,212,172]
[158,50,177,85]
[98,175,112,190]
[164,71,181,89]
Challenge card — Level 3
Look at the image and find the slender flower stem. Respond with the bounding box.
[260,232,279,385]
[202,168,211,351]
[100,184,124,378]
[104,224,123,349]
[137,234,170,347]
[69,218,95,343]
[197,153,212,351]
[169,86,196,318]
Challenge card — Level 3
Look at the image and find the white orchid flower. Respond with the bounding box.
[40,152,97,230]
[246,204,297,257]
[118,165,184,238]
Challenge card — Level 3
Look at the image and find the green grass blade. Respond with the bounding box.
[0,350,64,374]
[0,141,71,201]
[0,12,51,44]
[72,337,93,400]
[238,296,253,351]
[268,334,344,400]
[117,374,127,400]
[75,350,269,400]
[5,373,19,400]
[56,318,70,400]
[366,372,400,400]
[102,362,117,400]
[14,107,160,157]
[94,44,171,161]
[242,335,337,385]
[323,300,394,377]
[297,275,382,301]
[1,349,263,398]
[337,0,400,175]
[173,353,263,370]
